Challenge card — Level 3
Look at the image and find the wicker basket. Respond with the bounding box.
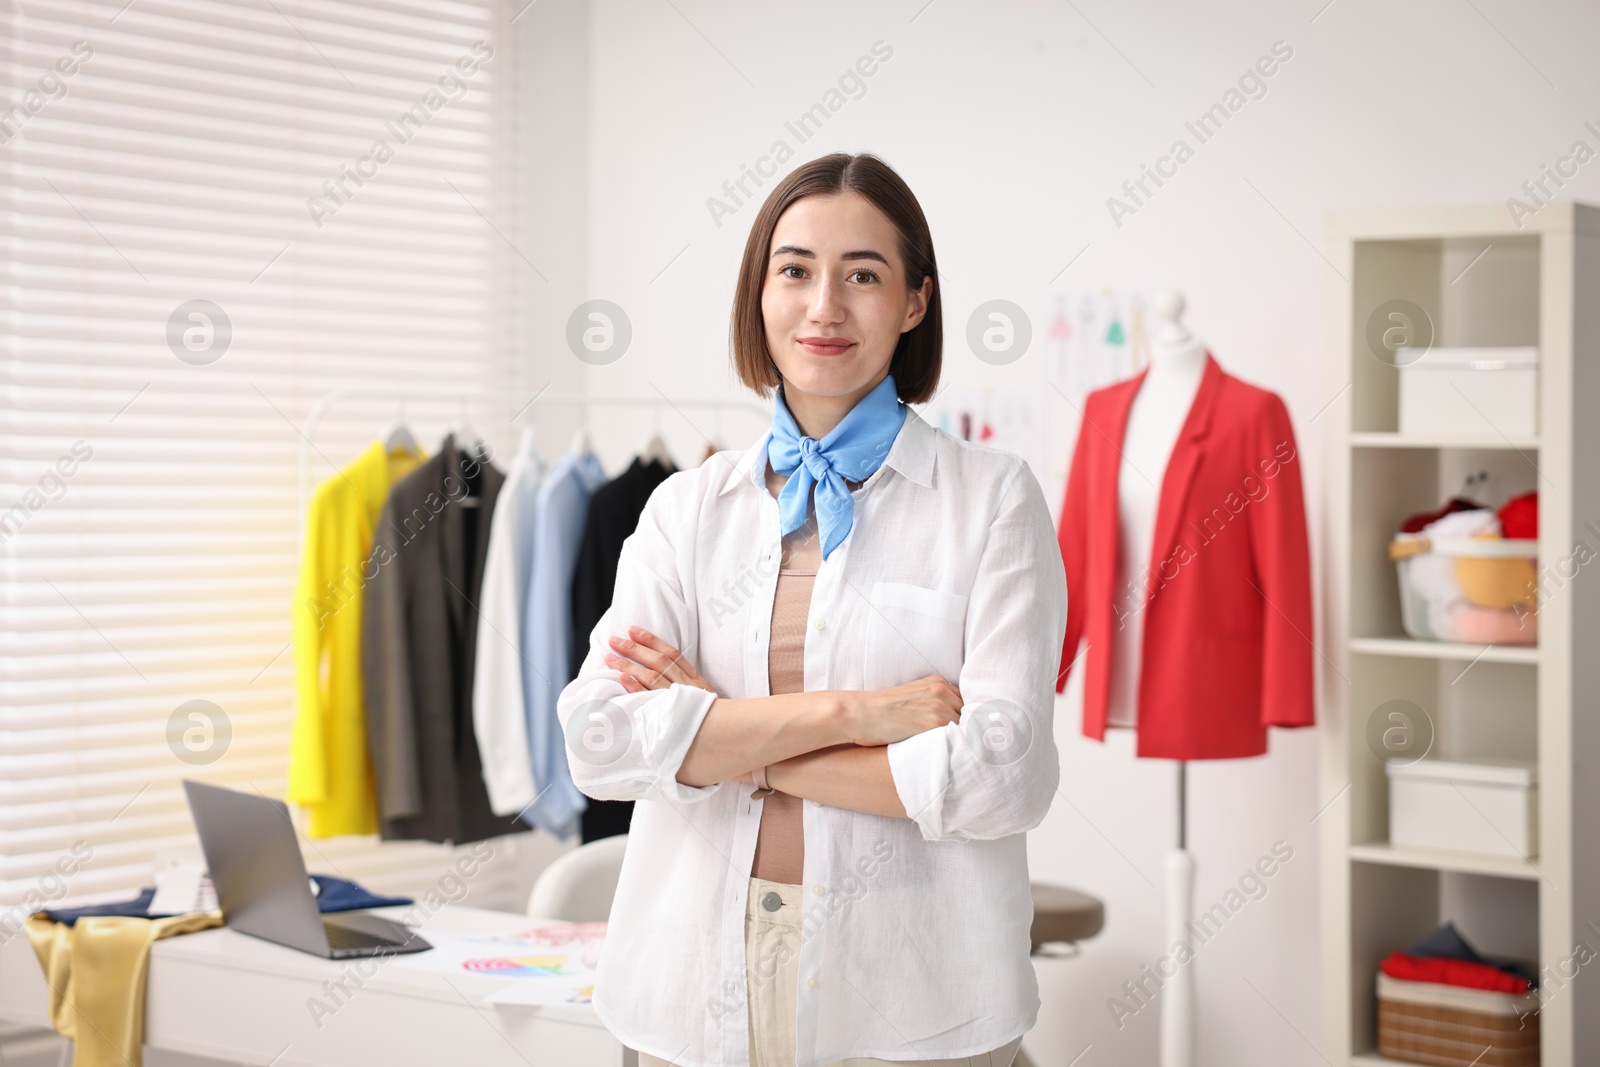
[1377,973,1540,1067]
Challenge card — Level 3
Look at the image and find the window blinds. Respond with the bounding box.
[0,0,535,921]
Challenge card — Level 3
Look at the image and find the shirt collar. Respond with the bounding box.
[717,404,936,498]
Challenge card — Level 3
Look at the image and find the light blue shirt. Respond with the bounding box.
[522,449,608,839]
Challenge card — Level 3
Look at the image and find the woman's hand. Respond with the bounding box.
[605,626,718,695]
[839,675,964,747]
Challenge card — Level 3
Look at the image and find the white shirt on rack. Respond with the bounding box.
[472,428,545,815]
[556,408,1067,1067]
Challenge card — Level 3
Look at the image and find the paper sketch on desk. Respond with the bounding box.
[387,920,605,1007]
[147,861,218,917]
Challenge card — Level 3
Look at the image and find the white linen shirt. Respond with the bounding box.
[471,428,544,816]
[555,407,1067,1067]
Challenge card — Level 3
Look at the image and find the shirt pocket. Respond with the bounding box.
[860,581,969,691]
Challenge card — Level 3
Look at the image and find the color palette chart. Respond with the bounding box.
[390,920,606,1007]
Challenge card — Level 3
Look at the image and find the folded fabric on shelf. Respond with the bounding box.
[1400,495,1486,534]
[1379,921,1538,994]
[1405,508,1499,636]
[1498,490,1538,539]
[1453,603,1537,644]
[1380,951,1531,995]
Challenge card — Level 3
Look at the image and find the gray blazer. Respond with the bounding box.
[362,435,524,845]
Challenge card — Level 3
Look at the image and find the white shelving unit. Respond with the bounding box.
[1321,201,1600,1066]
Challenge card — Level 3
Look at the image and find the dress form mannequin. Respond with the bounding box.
[1113,290,1206,1067]
[1108,291,1208,728]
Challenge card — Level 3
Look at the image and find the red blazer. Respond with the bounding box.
[1055,352,1315,759]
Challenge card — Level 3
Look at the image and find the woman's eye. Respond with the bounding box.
[779,264,806,279]
[849,269,879,284]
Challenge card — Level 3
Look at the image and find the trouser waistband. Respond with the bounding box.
[747,875,802,927]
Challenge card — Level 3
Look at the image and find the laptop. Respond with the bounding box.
[182,780,431,959]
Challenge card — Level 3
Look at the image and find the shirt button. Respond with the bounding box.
[811,799,821,808]
[813,618,825,631]
[811,884,824,896]
[806,976,818,988]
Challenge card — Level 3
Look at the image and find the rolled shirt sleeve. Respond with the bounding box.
[886,460,1068,843]
[556,480,725,805]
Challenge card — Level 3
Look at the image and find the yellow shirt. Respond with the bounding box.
[288,439,425,837]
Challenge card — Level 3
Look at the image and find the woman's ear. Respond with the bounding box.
[901,275,934,334]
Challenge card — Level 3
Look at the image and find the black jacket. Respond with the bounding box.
[569,455,676,842]
[362,435,528,845]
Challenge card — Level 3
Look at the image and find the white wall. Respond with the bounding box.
[532,1,1600,1062]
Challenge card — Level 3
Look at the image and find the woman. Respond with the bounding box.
[556,153,1066,1067]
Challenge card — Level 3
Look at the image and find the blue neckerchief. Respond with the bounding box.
[767,373,907,561]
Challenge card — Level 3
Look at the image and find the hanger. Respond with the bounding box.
[517,423,540,460]
[569,403,593,457]
[384,396,419,455]
[452,398,485,508]
[450,398,479,448]
[384,421,419,455]
[638,405,674,468]
[640,431,674,468]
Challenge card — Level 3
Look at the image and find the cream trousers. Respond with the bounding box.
[637,876,1024,1067]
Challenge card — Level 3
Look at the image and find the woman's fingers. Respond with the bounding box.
[605,627,685,689]
[604,626,718,695]
[612,629,677,662]
[608,631,672,668]
[606,651,662,687]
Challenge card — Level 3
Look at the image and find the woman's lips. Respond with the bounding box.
[797,337,855,356]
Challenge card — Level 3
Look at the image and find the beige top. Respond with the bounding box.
[750,462,854,885]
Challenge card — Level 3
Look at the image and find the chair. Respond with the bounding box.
[1012,882,1105,1067]
[525,832,630,921]
[1028,882,1104,956]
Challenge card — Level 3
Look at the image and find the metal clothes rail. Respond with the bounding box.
[296,386,771,534]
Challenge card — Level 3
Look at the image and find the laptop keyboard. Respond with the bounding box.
[324,919,403,955]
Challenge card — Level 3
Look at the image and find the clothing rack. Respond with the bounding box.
[297,386,771,540]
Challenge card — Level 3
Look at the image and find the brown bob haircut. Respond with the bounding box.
[729,152,942,405]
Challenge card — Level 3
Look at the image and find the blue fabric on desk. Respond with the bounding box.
[40,887,159,926]
[39,875,411,926]
[309,874,412,913]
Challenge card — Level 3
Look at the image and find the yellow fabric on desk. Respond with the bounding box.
[24,909,223,1067]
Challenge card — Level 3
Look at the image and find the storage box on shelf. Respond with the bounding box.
[1377,973,1540,1067]
[1351,444,1539,654]
[1396,346,1540,438]
[1386,757,1538,860]
[1322,201,1600,1067]
[1390,535,1538,645]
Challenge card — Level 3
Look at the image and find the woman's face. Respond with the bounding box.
[761,190,931,403]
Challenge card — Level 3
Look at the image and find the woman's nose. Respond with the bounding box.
[808,276,845,323]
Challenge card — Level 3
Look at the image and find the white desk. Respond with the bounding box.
[0,904,632,1067]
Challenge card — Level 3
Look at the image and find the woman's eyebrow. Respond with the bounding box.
[770,244,890,266]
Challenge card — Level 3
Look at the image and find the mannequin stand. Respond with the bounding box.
[1161,761,1195,1067]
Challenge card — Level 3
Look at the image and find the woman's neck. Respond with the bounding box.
[781,374,883,440]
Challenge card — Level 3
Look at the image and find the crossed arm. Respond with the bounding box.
[602,625,912,819]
